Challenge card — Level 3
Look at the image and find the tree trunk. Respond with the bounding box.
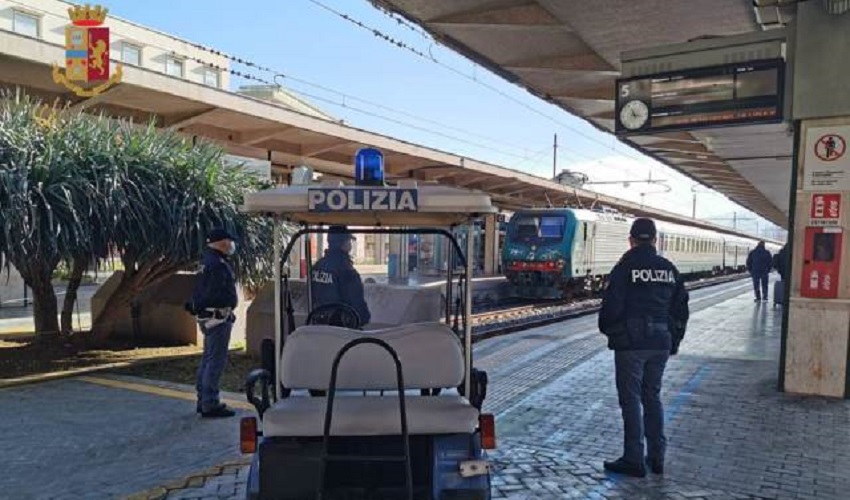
[87,261,184,346]
[60,255,88,335]
[30,277,60,337]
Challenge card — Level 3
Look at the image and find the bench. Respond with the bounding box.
[261,322,479,437]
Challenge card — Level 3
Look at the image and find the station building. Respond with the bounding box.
[0,1,779,339]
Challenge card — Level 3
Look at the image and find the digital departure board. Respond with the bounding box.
[614,59,785,135]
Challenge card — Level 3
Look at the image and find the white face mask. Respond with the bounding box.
[226,241,237,255]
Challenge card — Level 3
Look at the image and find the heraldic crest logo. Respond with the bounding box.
[52,3,123,97]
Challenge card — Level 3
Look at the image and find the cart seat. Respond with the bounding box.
[263,322,478,437]
[262,395,478,437]
[281,322,464,391]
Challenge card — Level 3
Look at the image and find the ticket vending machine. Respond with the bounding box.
[800,226,843,299]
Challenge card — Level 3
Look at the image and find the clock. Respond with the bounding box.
[619,100,649,130]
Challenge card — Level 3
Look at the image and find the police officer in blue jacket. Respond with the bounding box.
[311,226,371,326]
[599,218,690,477]
[188,228,239,418]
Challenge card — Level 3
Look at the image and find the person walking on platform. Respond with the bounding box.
[773,243,789,283]
[187,228,239,418]
[746,241,773,302]
[598,218,690,478]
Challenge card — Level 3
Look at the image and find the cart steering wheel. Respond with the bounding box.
[306,303,363,329]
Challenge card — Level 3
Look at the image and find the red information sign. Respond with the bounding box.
[809,193,841,226]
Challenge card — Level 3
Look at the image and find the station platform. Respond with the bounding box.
[485,281,850,499]
[1,279,848,499]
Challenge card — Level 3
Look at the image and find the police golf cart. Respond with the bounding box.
[239,149,497,499]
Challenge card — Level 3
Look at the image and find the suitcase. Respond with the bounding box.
[773,279,784,307]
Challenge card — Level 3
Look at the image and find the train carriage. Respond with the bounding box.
[502,207,783,299]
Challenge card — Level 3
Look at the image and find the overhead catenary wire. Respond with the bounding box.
[305,0,650,165]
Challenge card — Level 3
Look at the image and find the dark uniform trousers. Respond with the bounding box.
[615,349,669,464]
[599,244,689,467]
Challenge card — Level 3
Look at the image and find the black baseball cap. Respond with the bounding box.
[630,218,657,241]
[206,227,236,243]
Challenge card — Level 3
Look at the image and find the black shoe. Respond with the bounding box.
[196,402,202,414]
[603,458,646,478]
[201,404,236,418]
[646,457,664,474]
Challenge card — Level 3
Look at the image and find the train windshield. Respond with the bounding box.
[512,215,565,240]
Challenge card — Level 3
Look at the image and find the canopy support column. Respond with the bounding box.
[273,217,282,401]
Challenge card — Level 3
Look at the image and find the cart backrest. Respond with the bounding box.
[281,322,464,391]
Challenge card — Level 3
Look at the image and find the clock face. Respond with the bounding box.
[619,100,649,130]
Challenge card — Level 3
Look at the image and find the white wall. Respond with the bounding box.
[0,0,230,89]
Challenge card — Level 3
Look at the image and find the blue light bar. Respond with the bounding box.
[354,147,385,186]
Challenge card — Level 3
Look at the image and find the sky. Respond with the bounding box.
[92,0,785,240]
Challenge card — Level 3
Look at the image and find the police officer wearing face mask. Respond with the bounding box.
[310,226,371,326]
[188,227,239,418]
[598,218,690,477]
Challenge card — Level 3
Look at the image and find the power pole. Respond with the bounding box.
[552,133,558,180]
[692,192,697,218]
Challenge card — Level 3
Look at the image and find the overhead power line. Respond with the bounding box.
[306,0,649,165]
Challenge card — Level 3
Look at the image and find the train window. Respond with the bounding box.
[540,217,564,238]
[512,214,565,239]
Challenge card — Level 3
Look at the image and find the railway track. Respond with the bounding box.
[470,272,749,341]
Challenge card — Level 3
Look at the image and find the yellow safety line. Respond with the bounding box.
[78,375,254,411]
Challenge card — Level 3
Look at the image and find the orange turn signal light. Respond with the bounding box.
[480,413,496,449]
[240,417,258,454]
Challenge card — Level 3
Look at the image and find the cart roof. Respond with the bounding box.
[241,180,497,226]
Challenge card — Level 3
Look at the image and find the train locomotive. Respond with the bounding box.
[501,208,782,299]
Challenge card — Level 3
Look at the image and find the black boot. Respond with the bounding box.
[603,458,646,478]
[201,403,236,418]
[646,457,664,474]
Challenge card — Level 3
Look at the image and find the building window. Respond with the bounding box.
[12,10,40,38]
[203,67,220,87]
[165,56,184,78]
[121,43,141,66]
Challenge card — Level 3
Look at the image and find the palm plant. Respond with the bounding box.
[87,120,282,343]
[0,89,284,342]
[0,91,90,336]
